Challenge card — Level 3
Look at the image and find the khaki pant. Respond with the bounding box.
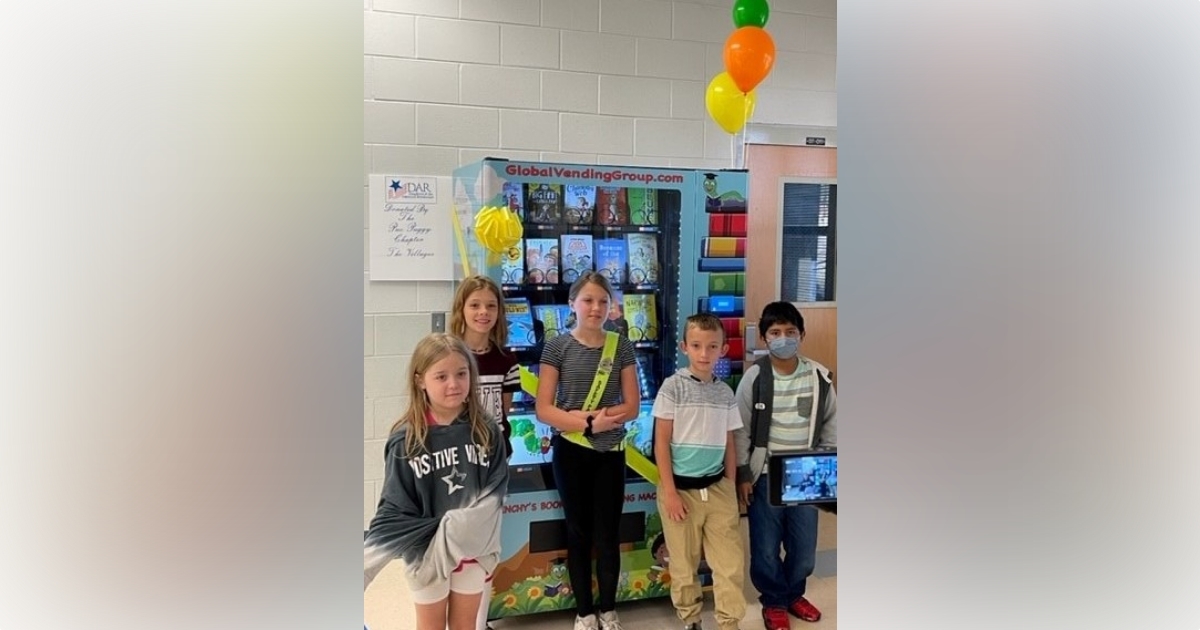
[658,477,746,630]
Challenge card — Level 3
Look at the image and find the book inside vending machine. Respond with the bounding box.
[449,158,748,623]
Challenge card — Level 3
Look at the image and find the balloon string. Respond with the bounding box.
[734,93,752,169]
[734,126,747,170]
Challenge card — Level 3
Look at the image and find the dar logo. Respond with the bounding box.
[385,177,437,203]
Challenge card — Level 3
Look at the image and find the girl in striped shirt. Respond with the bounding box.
[535,271,640,630]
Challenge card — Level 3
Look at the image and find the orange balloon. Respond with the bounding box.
[723,26,776,93]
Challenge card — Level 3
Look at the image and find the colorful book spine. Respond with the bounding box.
[563,184,596,226]
[501,181,525,221]
[594,238,628,286]
[708,272,745,296]
[534,304,570,340]
[623,293,659,342]
[605,288,630,339]
[559,234,594,283]
[698,296,745,317]
[595,187,628,226]
[719,317,745,340]
[708,213,747,237]
[627,188,658,225]
[697,257,745,272]
[701,237,746,258]
[525,238,559,285]
[504,297,537,348]
[525,183,563,225]
[500,238,525,285]
[625,233,659,285]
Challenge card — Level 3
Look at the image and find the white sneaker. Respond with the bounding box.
[574,614,599,630]
[598,610,624,630]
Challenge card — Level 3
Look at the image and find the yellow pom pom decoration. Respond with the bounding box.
[474,205,524,252]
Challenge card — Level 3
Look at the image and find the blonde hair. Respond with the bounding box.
[390,333,493,457]
[449,275,509,351]
[684,312,725,343]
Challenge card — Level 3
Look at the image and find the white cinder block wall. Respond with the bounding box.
[364,0,836,528]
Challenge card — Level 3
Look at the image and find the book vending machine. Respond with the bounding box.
[449,159,748,623]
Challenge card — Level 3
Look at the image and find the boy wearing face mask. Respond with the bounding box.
[734,301,837,630]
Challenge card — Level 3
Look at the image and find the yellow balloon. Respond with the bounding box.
[705,72,757,134]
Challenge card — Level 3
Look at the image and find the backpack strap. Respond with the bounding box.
[810,367,832,447]
[751,355,773,449]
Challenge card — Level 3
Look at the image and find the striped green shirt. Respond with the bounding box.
[765,358,816,464]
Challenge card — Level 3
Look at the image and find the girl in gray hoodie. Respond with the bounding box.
[364,333,510,630]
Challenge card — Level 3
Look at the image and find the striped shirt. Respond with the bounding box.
[539,332,637,452]
[765,358,817,467]
[652,368,742,478]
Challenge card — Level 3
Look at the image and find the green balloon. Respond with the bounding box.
[732,0,769,28]
[524,433,540,454]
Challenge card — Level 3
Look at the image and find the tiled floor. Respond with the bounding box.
[366,512,836,630]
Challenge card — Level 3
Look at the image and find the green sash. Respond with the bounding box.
[585,333,619,410]
[519,332,660,485]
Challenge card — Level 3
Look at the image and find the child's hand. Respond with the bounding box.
[661,489,688,522]
[593,408,620,433]
[738,481,753,507]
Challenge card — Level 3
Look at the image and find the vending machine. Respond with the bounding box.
[449,159,748,623]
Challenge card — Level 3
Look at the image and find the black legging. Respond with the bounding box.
[551,435,626,616]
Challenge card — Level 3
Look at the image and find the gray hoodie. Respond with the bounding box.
[734,355,837,487]
[364,415,509,590]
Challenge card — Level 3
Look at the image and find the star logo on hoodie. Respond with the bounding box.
[441,466,466,495]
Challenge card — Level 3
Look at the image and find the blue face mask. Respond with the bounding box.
[767,336,799,360]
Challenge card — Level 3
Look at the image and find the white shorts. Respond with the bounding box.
[408,561,490,605]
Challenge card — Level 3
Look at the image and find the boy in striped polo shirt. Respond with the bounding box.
[653,313,746,630]
[734,302,837,630]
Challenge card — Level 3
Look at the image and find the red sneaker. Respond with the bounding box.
[762,606,790,630]
[788,597,822,622]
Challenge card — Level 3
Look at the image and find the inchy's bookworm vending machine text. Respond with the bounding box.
[450,159,748,623]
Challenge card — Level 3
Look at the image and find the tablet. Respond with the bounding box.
[768,450,837,506]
